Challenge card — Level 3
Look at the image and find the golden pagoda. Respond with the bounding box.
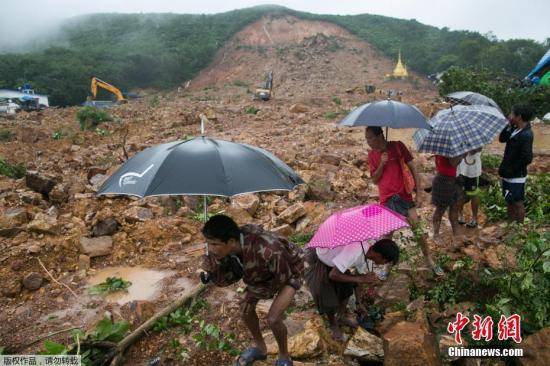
[392,50,409,78]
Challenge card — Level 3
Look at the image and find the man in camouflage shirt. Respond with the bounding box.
[202,215,304,366]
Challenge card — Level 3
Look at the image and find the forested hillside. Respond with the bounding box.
[0,5,546,106]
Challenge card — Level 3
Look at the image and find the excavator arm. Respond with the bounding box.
[91,77,127,103]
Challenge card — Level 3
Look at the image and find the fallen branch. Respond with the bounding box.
[20,326,81,350]
[110,282,207,366]
[36,257,80,301]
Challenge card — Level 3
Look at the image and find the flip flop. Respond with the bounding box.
[466,220,478,228]
[234,347,268,366]
[432,264,445,277]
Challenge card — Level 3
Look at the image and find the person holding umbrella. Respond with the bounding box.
[201,215,304,366]
[498,104,534,223]
[365,126,444,276]
[304,204,406,341]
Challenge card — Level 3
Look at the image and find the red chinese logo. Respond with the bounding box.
[472,315,494,341]
[447,312,470,344]
[448,313,522,344]
[497,314,522,343]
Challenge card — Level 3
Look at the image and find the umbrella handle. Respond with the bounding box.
[203,195,208,254]
[200,114,207,135]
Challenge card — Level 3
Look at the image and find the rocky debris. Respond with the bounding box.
[1,279,22,298]
[518,327,550,366]
[376,310,406,335]
[0,227,24,237]
[272,224,293,237]
[224,206,253,225]
[343,327,384,362]
[124,206,154,223]
[383,314,442,366]
[0,207,29,228]
[306,172,335,201]
[484,245,517,270]
[78,254,91,270]
[19,191,47,205]
[89,174,108,192]
[25,171,58,196]
[275,203,306,225]
[87,167,108,181]
[478,225,505,245]
[79,236,113,257]
[92,218,120,237]
[120,300,156,329]
[231,194,260,216]
[48,183,70,204]
[438,334,461,362]
[27,212,61,235]
[314,153,341,166]
[289,104,309,113]
[376,272,411,307]
[461,244,484,262]
[17,127,48,143]
[22,272,44,291]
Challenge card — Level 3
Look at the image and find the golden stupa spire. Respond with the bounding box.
[392,49,409,78]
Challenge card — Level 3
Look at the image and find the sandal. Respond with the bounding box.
[465,220,478,228]
[235,347,268,366]
[432,263,445,277]
[275,359,293,366]
[458,217,466,225]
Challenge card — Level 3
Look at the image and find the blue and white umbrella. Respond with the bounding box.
[413,105,507,157]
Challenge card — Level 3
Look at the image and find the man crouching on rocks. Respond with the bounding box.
[201,214,304,366]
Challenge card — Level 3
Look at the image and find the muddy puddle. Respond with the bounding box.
[87,266,175,305]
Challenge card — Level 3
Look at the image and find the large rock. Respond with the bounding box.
[25,171,58,196]
[518,327,550,366]
[306,173,336,201]
[224,206,253,226]
[276,203,306,225]
[286,317,324,358]
[27,213,60,235]
[22,272,43,291]
[344,327,384,362]
[0,207,29,228]
[272,224,293,237]
[383,320,442,366]
[376,272,411,307]
[79,236,113,257]
[231,194,260,216]
[124,206,154,223]
[48,183,70,204]
[289,104,309,113]
[92,218,120,237]
[18,127,48,143]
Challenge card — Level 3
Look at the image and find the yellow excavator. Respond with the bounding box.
[254,71,273,101]
[90,77,127,104]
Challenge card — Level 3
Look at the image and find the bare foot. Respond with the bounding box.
[329,324,346,342]
[338,315,359,329]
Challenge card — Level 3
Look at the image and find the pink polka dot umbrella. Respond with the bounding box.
[306,204,409,248]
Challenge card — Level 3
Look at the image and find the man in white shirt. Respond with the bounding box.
[457,148,482,228]
[305,239,399,341]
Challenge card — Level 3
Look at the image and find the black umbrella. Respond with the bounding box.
[97,137,304,198]
[338,99,431,139]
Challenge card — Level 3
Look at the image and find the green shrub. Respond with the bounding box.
[149,95,160,107]
[0,129,14,142]
[244,106,259,114]
[76,106,112,130]
[481,154,501,170]
[89,277,132,295]
[0,157,26,179]
[289,232,314,247]
[324,111,339,119]
[332,97,342,105]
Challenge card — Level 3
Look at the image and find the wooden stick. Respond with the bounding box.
[110,282,207,366]
[20,326,81,350]
[36,257,80,301]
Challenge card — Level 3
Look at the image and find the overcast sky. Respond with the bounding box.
[1,0,548,49]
